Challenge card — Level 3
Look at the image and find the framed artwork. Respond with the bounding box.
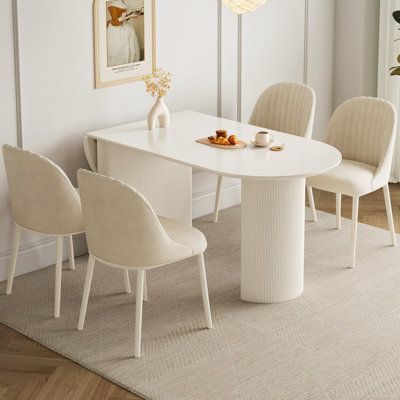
[94,0,156,88]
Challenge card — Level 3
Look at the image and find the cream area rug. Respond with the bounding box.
[1,206,400,400]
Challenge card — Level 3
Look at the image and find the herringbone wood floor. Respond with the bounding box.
[1,184,400,400]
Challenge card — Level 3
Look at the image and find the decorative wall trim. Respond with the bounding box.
[12,0,23,148]
[192,182,241,220]
[377,0,389,100]
[303,0,309,85]
[6,0,311,282]
[0,185,240,282]
[0,233,87,283]
[217,0,222,117]
[235,1,309,120]
[237,14,243,122]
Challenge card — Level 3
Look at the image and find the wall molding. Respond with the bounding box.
[5,0,310,282]
[12,0,23,148]
[377,0,388,100]
[0,187,240,283]
[233,1,310,121]
[192,182,241,220]
[0,233,87,283]
[303,0,309,84]
[217,0,222,117]
[237,14,243,122]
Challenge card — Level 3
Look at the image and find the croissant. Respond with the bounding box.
[228,135,238,145]
[215,136,230,145]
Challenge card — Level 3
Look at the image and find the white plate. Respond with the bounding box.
[251,139,273,147]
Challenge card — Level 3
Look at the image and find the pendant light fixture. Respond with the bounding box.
[222,0,265,14]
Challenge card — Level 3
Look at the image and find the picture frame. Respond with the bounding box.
[93,0,156,89]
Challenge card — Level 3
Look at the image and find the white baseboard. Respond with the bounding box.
[0,183,241,283]
[0,233,87,283]
[192,182,241,219]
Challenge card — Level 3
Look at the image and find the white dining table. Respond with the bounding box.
[87,110,341,304]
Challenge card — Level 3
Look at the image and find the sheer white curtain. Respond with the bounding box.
[378,0,400,182]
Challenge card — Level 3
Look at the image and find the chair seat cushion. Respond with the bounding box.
[306,159,377,196]
[159,217,207,256]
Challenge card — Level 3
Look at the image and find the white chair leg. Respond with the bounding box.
[213,175,223,223]
[351,197,359,269]
[336,193,342,230]
[123,268,131,294]
[197,253,212,329]
[77,254,95,330]
[68,236,75,270]
[134,269,145,358]
[54,237,63,318]
[6,224,22,295]
[307,186,317,222]
[143,271,148,302]
[383,184,397,247]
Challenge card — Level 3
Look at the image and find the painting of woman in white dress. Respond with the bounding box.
[106,0,144,66]
[94,0,155,88]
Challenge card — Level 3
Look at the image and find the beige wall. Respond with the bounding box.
[0,0,336,281]
[306,0,336,140]
[241,0,306,123]
[0,0,18,262]
[334,0,380,109]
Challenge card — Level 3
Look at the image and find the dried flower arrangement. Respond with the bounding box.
[143,68,172,98]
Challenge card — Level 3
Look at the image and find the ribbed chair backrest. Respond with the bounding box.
[2,145,83,235]
[77,169,192,268]
[248,82,316,138]
[83,136,97,172]
[325,97,397,176]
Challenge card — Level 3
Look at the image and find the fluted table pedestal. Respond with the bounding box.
[87,111,341,304]
[241,178,305,303]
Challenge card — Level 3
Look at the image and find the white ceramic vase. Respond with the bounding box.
[147,97,170,130]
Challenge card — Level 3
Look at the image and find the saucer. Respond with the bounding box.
[251,139,273,147]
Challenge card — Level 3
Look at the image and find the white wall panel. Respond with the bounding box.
[306,0,335,140]
[221,7,239,120]
[241,0,306,123]
[157,0,218,115]
[0,0,337,280]
[334,0,379,108]
[17,0,218,183]
[0,0,18,255]
[1,0,220,280]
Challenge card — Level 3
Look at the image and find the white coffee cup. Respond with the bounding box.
[255,131,273,146]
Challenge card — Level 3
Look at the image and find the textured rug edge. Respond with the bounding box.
[0,319,152,400]
[0,207,397,400]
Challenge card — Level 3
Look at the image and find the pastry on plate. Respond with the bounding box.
[228,135,238,145]
[216,130,228,138]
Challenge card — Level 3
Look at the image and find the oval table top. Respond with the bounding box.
[87,110,342,180]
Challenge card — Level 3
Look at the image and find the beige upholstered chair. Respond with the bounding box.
[82,136,136,294]
[76,169,212,358]
[83,136,97,173]
[213,81,316,222]
[307,97,398,268]
[2,145,84,317]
